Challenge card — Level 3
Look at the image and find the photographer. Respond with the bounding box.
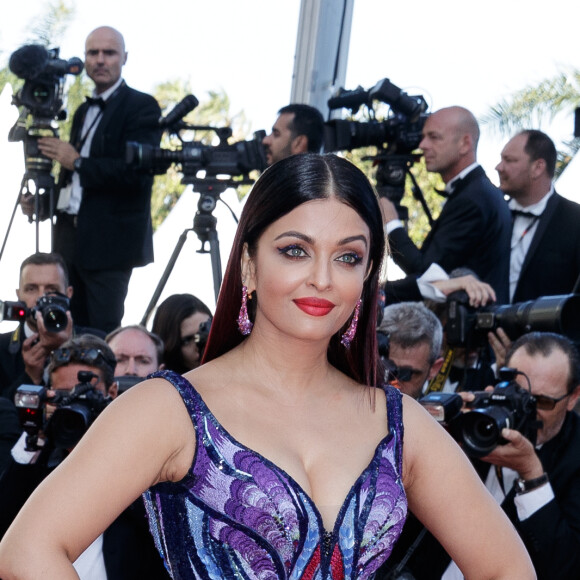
[0,334,169,579]
[378,301,444,400]
[381,106,511,304]
[0,253,103,402]
[442,332,580,580]
[262,103,324,166]
[28,26,163,334]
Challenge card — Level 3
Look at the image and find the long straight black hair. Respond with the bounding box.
[203,153,386,387]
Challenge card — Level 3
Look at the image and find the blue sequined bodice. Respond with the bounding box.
[143,371,407,579]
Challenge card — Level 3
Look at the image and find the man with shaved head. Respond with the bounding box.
[381,106,511,304]
[31,26,163,334]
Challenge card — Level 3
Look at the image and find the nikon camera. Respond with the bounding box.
[419,368,541,457]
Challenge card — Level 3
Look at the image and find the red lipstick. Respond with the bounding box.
[293,297,336,316]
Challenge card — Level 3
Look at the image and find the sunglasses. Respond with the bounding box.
[391,364,426,383]
[534,392,571,411]
[51,347,105,366]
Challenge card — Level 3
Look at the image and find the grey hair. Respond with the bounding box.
[378,301,443,364]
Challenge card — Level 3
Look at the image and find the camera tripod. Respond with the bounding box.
[0,116,59,265]
[374,153,434,226]
[140,179,239,326]
[0,167,56,265]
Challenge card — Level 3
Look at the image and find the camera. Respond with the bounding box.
[0,291,70,332]
[325,78,428,153]
[126,94,267,187]
[419,368,540,457]
[8,44,83,118]
[115,375,146,395]
[446,291,580,349]
[324,78,429,219]
[126,130,267,184]
[14,370,111,452]
[7,44,83,218]
[195,318,212,361]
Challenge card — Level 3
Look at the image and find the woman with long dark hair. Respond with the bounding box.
[152,294,212,373]
[0,154,534,579]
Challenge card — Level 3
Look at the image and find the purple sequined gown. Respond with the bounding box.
[143,371,407,579]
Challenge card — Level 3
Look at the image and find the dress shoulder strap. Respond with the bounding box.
[384,384,404,474]
[148,369,205,431]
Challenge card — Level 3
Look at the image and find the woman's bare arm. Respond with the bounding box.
[0,377,195,579]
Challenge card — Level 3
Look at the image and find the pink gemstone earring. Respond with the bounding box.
[237,285,253,336]
[341,299,361,348]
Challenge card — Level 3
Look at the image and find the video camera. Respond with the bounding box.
[446,291,580,349]
[419,368,540,457]
[7,44,83,215]
[324,78,429,219]
[195,318,212,361]
[14,370,111,452]
[125,94,267,189]
[0,291,70,332]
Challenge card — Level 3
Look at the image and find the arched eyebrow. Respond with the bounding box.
[274,231,368,248]
[340,235,368,248]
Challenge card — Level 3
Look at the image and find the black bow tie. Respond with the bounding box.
[511,208,542,220]
[435,177,464,198]
[86,96,106,109]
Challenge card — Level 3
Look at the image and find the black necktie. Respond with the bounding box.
[85,96,106,109]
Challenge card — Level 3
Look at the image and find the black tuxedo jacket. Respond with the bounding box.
[0,326,29,401]
[388,166,512,303]
[54,82,162,271]
[512,192,580,303]
[498,411,580,580]
[0,397,20,476]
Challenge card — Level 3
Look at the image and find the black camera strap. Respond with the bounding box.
[76,109,104,153]
[75,82,125,152]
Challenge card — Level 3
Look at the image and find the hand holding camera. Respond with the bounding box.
[482,423,545,481]
[419,368,541,458]
[36,137,79,171]
[1,292,73,385]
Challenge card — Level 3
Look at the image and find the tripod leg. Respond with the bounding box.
[35,192,40,253]
[140,229,192,326]
[0,180,28,265]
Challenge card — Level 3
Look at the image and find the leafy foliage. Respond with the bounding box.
[482,69,580,177]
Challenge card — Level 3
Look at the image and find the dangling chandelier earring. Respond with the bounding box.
[341,299,361,348]
[237,285,253,336]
